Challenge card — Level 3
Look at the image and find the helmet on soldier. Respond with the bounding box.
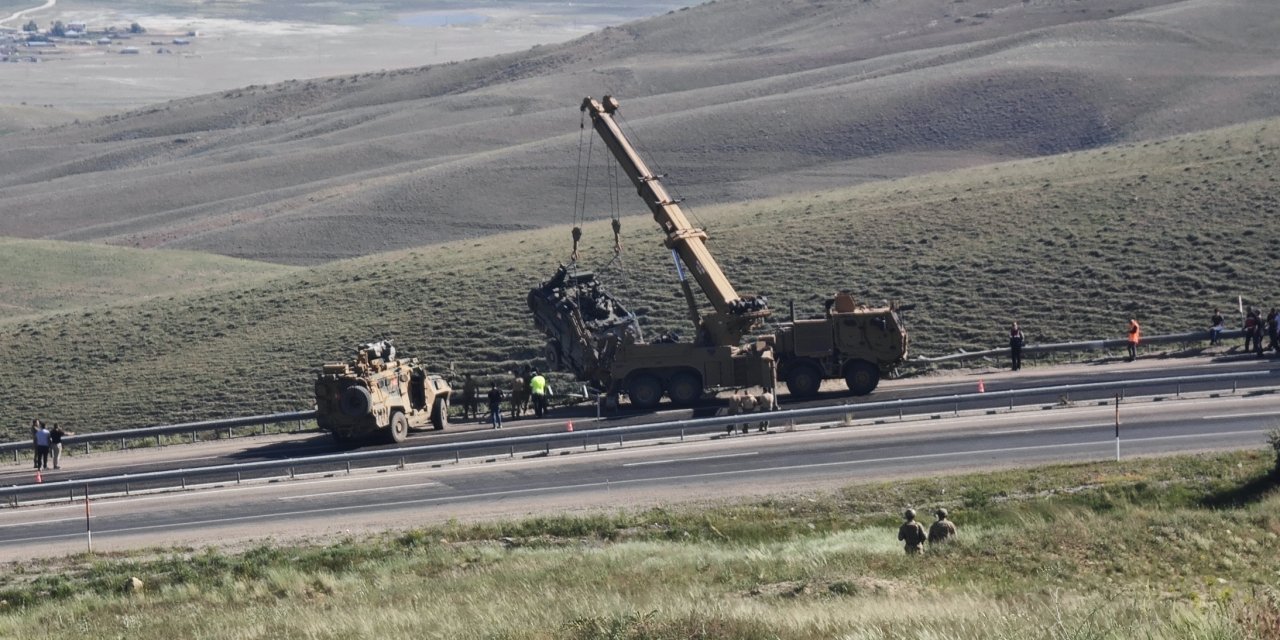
[904,509,916,520]
[935,508,948,518]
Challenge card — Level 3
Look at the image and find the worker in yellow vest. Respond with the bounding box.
[529,370,549,418]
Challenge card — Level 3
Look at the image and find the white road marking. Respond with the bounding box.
[622,452,758,467]
[1202,411,1280,420]
[985,423,1112,435]
[278,480,441,501]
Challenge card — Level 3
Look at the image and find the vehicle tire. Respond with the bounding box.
[339,386,372,417]
[667,371,702,406]
[626,373,663,411]
[431,396,449,430]
[388,411,408,444]
[785,362,822,398]
[844,360,880,396]
[544,339,562,371]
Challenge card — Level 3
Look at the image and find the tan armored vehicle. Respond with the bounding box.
[774,293,908,397]
[314,341,451,443]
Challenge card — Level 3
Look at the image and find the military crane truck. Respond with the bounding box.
[534,95,907,403]
[528,95,778,410]
[314,341,451,443]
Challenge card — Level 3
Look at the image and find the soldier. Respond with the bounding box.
[49,423,72,469]
[461,374,479,420]
[510,372,528,419]
[756,388,776,432]
[737,392,757,434]
[725,392,741,435]
[928,508,957,546]
[897,509,926,555]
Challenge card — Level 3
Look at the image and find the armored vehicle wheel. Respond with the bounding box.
[431,397,449,430]
[785,362,821,398]
[844,360,880,396]
[544,339,562,371]
[388,411,409,444]
[339,386,373,417]
[667,371,702,406]
[627,373,663,411]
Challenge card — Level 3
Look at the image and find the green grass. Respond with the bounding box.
[1,450,1278,639]
[0,238,294,320]
[1,117,1277,438]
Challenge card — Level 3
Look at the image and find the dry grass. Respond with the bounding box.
[0,450,1276,639]
[0,117,1276,437]
[0,238,293,319]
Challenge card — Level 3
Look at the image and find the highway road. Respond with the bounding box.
[1,364,1278,559]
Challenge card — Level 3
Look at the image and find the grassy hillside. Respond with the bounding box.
[0,117,1275,438]
[0,0,1276,263]
[0,238,294,319]
[2,451,1277,638]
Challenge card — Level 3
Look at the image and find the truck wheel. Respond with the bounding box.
[340,386,372,417]
[544,339,562,371]
[388,411,408,444]
[667,371,702,406]
[431,397,449,430]
[785,363,821,398]
[627,373,663,411]
[844,361,880,396]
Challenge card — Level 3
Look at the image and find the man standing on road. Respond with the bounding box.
[1009,322,1025,371]
[928,508,957,546]
[529,369,548,418]
[49,423,72,469]
[34,421,51,471]
[487,384,504,430]
[461,374,479,421]
[898,509,927,555]
[1126,318,1141,362]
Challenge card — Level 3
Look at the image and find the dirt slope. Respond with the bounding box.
[0,0,1277,264]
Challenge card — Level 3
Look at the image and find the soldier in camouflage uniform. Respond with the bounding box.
[897,508,927,554]
[928,508,957,546]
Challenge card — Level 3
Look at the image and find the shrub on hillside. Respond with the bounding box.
[1269,428,1280,476]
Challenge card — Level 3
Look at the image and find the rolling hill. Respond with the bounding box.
[0,115,1275,438]
[0,238,294,319]
[0,0,1277,264]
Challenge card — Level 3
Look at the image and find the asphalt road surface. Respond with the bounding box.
[2,360,1277,559]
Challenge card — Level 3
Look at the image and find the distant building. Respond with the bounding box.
[67,22,86,32]
[119,46,139,54]
[172,38,190,45]
[97,37,111,45]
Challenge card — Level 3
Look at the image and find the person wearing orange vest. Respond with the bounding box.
[1126,318,1141,361]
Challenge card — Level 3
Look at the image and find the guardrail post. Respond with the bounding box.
[190,432,196,444]
[289,467,295,479]
[11,450,15,464]
[399,457,405,469]
[125,482,130,496]
[156,435,161,447]
[509,446,514,459]
[680,429,684,441]
[1233,380,1237,394]
[237,472,242,484]
[261,423,267,436]
[227,427,233,439]
[85,443,90,456]
[181,476,187,490]
[1177,383,1181,398]
[619,435,624,448]
[121,438,125,451]
[455,451,460,464]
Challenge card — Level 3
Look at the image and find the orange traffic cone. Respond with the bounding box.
[566,421,574,432]
[977,379,986,393]
[35,468,42,484]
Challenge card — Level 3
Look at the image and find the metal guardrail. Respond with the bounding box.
[912,329,1244,363]
[0,327,1253,458]
[1,411,317,456]
[4,369,1276,503]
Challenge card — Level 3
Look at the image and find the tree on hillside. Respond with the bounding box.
[129,22,146,34]
[22,20,37,32]
[49,20,66,37]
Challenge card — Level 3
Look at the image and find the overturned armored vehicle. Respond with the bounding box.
[529,265,776,410]
[314,341,451,444]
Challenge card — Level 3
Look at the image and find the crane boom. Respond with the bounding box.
[581,96,768,345]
